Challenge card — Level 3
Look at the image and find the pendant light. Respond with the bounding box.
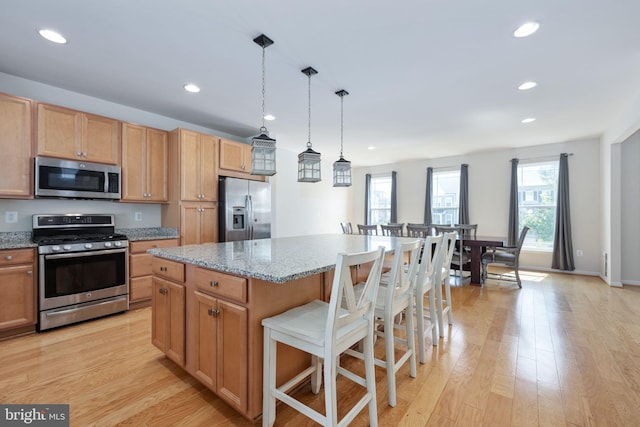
[333,89,351,187]
[297,67,321,182]
[250,34,277,176]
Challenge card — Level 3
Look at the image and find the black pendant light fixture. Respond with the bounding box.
[333,89,351,187]
[297,67,321,182]
[250,34,277,176]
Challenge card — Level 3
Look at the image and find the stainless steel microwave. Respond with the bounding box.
[35,156,121,200]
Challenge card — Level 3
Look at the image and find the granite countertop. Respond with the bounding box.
[0,232,37,249]
[117,227,179,241]
[0,228,179,250]
[147,234,416,284]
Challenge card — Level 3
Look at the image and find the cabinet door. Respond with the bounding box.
[121,123,146,200]
[180,129,202,201]
[37,103,82,160]
[0,94,32,198]
[146,128,168,201]
[82,113,120,164]
[0,264,36,330]
[152,277,185,366]
[217,299,248,412]
[219,138,246,172]
[180,204,202,246]
[130,276,153,302]
[200,204,218,244]
[167,281,185,366]
[193,291,217,390]
[199,134,217,201]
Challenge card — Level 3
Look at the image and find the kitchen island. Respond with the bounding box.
[148,233,411,420]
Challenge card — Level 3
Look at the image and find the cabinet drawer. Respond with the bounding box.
[0,248,35,266]
[130,276,153,302]
[152,257,185,283]
[194,268,247,304]
[130,239,179,254]
[130,253,153,277]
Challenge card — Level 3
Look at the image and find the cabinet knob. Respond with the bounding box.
[210,280,218,287]
[208,308,220,317]
[76,151,82,156]
[159,288,168,295]
[82,152,88,157]
[27,270,33,276]
[5,255,12,261]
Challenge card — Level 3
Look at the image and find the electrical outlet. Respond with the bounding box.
[576,249,583,257]
[134,212,142,221]
[5,211,18,223]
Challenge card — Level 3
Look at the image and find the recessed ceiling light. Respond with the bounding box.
[38,29,67,44]
[521,117,536,124]
[514,22,540,38]
[367,146,376,150]
[183,84,200,93]
[518,81,537,90]
[264,114,275,121]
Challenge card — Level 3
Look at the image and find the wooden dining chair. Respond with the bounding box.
[340,222,353,234]
[481,226,529,288]
[357,224,378,235]
[262,247,386,427]
[380,223,404,237]
[406,223,432,238]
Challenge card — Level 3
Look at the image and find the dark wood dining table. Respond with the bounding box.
[458,235,507,285]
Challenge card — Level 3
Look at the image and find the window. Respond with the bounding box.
[431,169,460,225]
[517,160,559,251]
[368,175,392,225]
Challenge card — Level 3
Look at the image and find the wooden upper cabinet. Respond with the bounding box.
[0,93,33,198]
[219,138,251,173]
[121,122,168,202]
[177,129,217,202]
[36,103,120,165]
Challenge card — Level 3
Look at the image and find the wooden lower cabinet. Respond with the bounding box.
[152,258,323,420]
[151,275,185,366]
[129,239,179,308]
[191,290,248,412]
[0,248,37,337]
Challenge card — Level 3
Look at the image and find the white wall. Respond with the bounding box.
[350,138,602,275]
[621,130,640,285]
[270,147,351,238]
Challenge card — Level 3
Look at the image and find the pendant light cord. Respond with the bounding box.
[307,74,312,148]
[340,95,344,158]
[261,46,266,130]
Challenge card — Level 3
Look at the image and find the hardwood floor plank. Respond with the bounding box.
[1,271,639,426]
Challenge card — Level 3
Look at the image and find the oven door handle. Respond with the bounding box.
[44,248,128,260]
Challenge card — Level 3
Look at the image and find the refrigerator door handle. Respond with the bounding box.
[247,194,253,240]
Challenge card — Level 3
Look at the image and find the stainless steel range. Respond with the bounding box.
[33,214,129,331]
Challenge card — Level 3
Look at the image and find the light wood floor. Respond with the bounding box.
[2,269,640,426]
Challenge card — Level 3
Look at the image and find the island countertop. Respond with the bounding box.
[147,233,416,283]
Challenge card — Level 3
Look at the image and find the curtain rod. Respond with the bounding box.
[512,153,573,163]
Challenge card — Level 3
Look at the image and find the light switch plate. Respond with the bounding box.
[134,212,142,221]
[5,211,18,223]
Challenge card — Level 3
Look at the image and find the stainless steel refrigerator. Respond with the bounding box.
[218,177,271,241]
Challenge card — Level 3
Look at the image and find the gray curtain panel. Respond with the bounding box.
[390,171,397,223]
[364,173,371,224]
[424,167,433,225]
[458,164,469,224]
[552,153,575,271]
[508,158,519,245]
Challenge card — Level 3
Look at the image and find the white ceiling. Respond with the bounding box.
[2,1,640,166]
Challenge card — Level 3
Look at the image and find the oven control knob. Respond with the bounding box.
[52,245,61,252]
[114,241,122,247]
[104,242,112,248]
[84,243,93,249]
[63,245,72,251]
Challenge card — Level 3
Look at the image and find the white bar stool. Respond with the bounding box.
[261,246,386,427]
